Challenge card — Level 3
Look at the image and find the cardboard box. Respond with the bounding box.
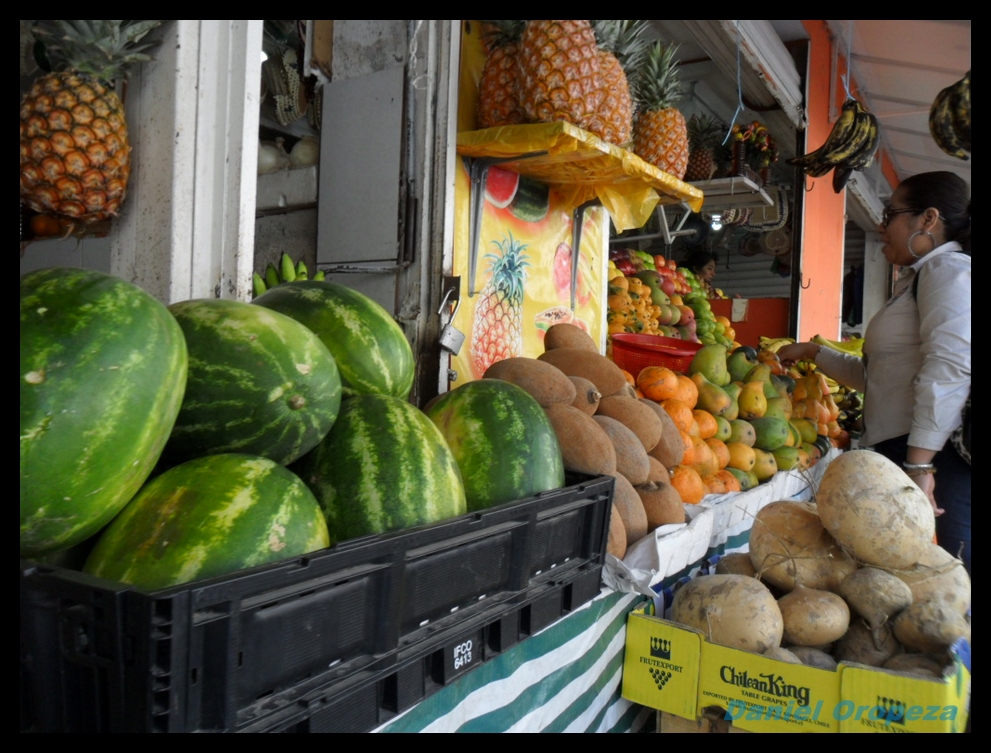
[622,602,971,733]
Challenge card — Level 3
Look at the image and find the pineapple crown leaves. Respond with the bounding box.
[634,40,683,112]
[477,20,526,50]
[688,113,728,151]
[484,233,530,298]
[33,20,161,84]
[590,20,651,72]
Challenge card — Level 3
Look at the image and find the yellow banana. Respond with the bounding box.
[950,71,971,152]
[788,99,860,175]
[812,334,864,358]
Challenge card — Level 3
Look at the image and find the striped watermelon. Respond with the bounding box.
[291,394,466,544]
[163,299,342,467]
[425,379,565,511]
[83,454,329,590]
[20,268,188,558]
[253,281,415,399]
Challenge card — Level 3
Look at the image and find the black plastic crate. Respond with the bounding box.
[20,473,613,733]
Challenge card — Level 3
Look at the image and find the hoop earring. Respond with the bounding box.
[907,231,935,260]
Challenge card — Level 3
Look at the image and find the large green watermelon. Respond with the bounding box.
[425,379,565,511]
[253,281,415,399]
[83,454,329,590]
[291,394,466,543]
[163,299,342,467]
[20,268,188,558]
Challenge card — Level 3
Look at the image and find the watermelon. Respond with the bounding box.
[291,394,466,544]
[425,379,565,512]
[254,281,415,399]
[83,454,329,590]
[163,299,341,467]
[20,268,188,558]
[484,165,519,209]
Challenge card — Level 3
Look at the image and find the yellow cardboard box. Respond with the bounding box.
[622,603,971,733]
[621,605,702,721]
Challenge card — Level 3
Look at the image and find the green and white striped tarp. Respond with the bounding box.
[374,589,653,733]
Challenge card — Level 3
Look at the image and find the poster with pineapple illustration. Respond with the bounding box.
[449,160,607,388]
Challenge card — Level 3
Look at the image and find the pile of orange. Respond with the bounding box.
[637,365,740,502]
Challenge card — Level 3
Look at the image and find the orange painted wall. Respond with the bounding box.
[797,20,847,341]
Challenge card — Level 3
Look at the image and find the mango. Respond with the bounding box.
[737,381,767,420]
[691,372,734,417]
[749,417,792,452]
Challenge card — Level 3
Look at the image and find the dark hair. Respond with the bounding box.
[683,249,718,273]
[899,171,971,255]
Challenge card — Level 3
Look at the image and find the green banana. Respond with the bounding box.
[252,271,268,299]
[264,262,281,290]
[280,252,297,282]
[312,269,325,281]
[295,259,308,280]
[929,80,969,160]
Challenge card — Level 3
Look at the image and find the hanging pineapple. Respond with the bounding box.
[685,113,727,182]
[476,20,526,129]
[588,20,650,147]
[19,20,160,224]
[470,234,530,378]
[632,41,689,179]
[516,20,602,131]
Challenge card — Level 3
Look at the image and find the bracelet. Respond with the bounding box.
[902,462,935,471]
[905,467,937,477]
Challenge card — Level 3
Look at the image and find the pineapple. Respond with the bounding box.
[632,41,689,179]
[516,20,602,131]
[19,20,160,224]
[476,20,526,129]
[685,113,727,182]
[470,234,530,378]
[588,20,650,147]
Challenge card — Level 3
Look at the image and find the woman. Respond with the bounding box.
[779,171,971,573]
[683,249,722,298]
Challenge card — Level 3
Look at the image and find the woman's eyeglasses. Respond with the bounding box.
[881,206,917,227]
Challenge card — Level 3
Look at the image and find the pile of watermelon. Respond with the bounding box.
[21,268,566,590]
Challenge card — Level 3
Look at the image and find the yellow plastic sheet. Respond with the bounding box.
[456,121,704,232]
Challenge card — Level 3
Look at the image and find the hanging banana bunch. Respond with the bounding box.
[788,98,880,193]
[251,253,324,298]
[929,71,971,160]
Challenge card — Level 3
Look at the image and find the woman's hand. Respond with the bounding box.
[777,342,820,367]
[911,472,944,517]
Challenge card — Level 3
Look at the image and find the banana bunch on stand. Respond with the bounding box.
[929,70,971,160]
[787,98,880,193]
[252,252,325,298]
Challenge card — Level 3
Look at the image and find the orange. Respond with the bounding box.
[715,469,742,493]
[619,368,636,387]
[637,365,680,402]
[661,399,695,433]
[702,474,727,495]
[677,429,696,465]
[693,409,718,440]
[705,438,731,470]
[691,437,719,478]
[670,465,706,504]
[673,373,699,407]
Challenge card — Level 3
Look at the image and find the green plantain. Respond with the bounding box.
[950,71,970,152]
[929,79,969,160]
[832,111,880,192]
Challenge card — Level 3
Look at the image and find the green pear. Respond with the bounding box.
[744,363,781,400]
[688,343,731,387]
[763,396,792,422]
[727,349,758,383]
[690,372,734,417]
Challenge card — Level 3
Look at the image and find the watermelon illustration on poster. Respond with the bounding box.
[449,160,607,387]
